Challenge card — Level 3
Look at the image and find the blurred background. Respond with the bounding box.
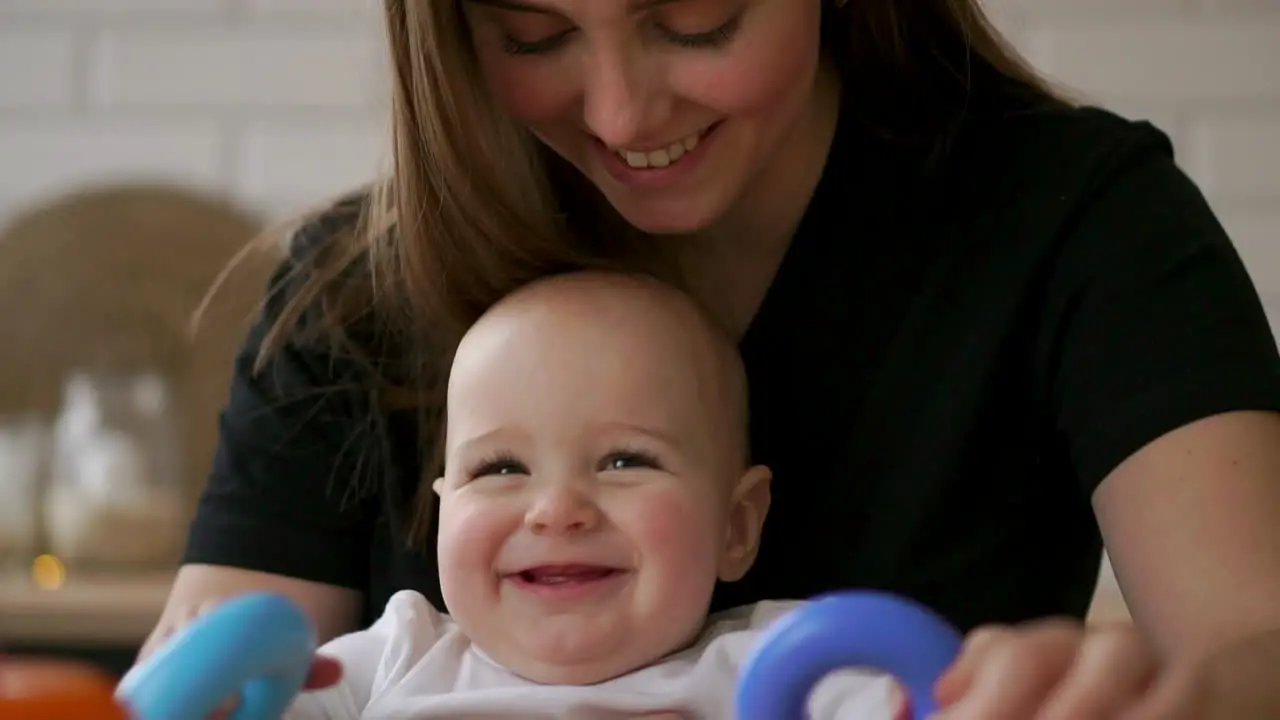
[0,0,1276,676]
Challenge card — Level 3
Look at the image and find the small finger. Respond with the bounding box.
[304,656,344,690]
[1035,623,1158,719]
[887,680,912,720]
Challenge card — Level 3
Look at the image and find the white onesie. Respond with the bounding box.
[284,590,894,719]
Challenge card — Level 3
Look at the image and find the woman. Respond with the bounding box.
[148,0,1280,716]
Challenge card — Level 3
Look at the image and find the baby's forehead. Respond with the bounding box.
[448,273,747,452]
[463,272,727,360]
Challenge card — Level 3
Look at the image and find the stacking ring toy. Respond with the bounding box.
[115,592,316,720]
[735,591,964,720]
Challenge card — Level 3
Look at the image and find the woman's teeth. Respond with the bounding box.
[616,130,702,169]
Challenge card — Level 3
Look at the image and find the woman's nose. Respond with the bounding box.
[525,483,601,535]
[581,47,669,149]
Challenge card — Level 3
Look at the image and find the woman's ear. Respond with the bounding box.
[718,465,772,582]
[432,477,445,495]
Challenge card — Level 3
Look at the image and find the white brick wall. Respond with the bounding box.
[0,0,388,222]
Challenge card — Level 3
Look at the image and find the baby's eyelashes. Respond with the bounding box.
[469,451,528,480]
[458,447,667,483]
[599,449,664,472]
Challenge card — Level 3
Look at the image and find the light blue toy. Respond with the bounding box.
[116,593,316,720]
[117,590,962,720]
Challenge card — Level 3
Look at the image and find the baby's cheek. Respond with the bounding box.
[627,490,723,582]
[437,501,508,592]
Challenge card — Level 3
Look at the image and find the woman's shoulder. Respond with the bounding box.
[255,190,385,353]
[275,190,372,288]
[949,104,1175,196]
[966,103,1170,153]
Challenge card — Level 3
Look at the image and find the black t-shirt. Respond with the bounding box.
[184,104,1280,634]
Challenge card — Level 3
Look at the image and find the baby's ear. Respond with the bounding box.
[718,465,772,582]
[432,477,445,495]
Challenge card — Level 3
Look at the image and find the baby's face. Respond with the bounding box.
[435,275,768,685]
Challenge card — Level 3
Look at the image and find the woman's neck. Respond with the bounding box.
[678,64,843,337]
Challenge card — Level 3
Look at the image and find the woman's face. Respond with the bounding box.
[463,0,825,235]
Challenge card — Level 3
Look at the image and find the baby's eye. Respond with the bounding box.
[600,450,661,472]
[471,455,528,479]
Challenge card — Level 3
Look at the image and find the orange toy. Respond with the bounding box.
[0,657,129,720]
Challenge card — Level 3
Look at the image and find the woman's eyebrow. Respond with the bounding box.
[464,0,557,14]
[463,0,685,15]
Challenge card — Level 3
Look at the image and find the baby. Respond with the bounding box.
[284,271,895,719]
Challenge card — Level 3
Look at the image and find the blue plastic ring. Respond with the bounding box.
[735,591,964,720]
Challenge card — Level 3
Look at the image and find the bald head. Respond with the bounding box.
[447,270,750,474]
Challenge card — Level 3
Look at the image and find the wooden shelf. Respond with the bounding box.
[0,571,173,646]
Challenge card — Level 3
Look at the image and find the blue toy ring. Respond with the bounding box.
[116,592,317,720]
[735,591,964,720]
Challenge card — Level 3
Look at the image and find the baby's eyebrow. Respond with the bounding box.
[596,421,685,449]
[448,426,525,456]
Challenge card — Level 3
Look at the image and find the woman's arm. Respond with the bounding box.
[139,201,383,659]
[1028,117,1280,712]
[1094,411,1280,661]
[138,565,364,662]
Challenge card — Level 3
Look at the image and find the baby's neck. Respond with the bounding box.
[474,613,715,687]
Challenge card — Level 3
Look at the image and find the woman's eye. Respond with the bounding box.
[601,451,661,472]
[657,11,744,50]
[495,11,744,56]
[500,29,574,56]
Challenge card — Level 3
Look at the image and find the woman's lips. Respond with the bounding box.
[593,121,724,190]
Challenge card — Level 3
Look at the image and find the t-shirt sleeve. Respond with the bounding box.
[1039,123,1280,493]
[182,210,381,590]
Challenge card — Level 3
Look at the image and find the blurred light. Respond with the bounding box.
[31,554,67,590]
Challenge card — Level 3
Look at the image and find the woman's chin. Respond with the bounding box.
[607,197,727,237]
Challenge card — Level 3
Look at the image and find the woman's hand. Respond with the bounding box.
[923,618,1222,719]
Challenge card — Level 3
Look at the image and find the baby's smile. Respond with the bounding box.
[504,563,633,602]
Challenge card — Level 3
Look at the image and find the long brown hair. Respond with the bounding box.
[257,0,1064,544]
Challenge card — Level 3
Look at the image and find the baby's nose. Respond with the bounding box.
[525,484,601,535]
